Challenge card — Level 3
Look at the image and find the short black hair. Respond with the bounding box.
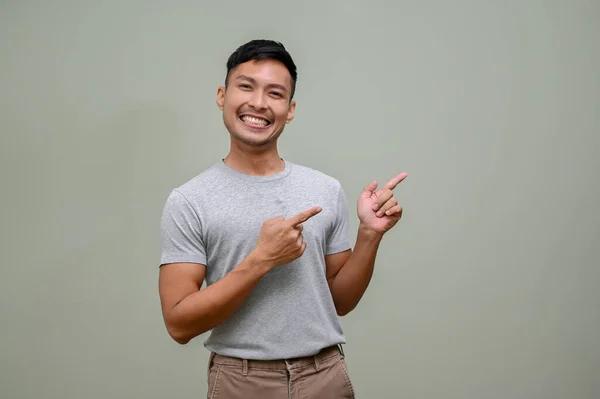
[225,39,298,99]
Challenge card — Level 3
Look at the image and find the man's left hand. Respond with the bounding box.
[357,172,407,235]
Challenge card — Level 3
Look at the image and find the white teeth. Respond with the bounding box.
[241,116,269,126]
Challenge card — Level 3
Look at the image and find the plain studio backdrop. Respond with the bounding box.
[1,1,599,398]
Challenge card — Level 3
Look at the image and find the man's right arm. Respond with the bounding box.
[158,189,321,344]
[158,250,271,345]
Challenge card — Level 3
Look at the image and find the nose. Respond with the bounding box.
[247,91,267,110]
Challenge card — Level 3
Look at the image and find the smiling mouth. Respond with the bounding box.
[239,115,271,128]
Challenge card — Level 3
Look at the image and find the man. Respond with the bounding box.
[158,39,406,398]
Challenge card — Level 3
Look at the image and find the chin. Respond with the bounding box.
[229,131,275,147]
[237,124,281,144]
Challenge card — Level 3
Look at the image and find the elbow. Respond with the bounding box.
[336,304,354,317]
[165,318,211,345]
[165,323,192,345]
[332,296,354,317]
[172,334,191,345]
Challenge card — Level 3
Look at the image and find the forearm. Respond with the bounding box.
[330,225,383,316]
[166,251,271,344]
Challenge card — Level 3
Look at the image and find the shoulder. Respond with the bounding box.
[160,163,227,219]
[166,163,224,201]
[288,161,343,191]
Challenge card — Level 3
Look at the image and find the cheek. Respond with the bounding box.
[273,105,291,122]
[223,99,240,118]
[223,92,243,108]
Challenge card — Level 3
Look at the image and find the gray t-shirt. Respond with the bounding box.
[159,159,351,360]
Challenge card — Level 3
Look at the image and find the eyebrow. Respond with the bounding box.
[235,74,289,93]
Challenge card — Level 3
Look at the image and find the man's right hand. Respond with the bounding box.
[254,206,323,268]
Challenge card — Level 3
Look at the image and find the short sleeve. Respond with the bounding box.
[159,189,207,266]
[325,184,352,255]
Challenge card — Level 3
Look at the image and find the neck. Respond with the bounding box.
[223,143,285,176]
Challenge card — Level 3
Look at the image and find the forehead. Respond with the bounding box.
[229,59,292,89]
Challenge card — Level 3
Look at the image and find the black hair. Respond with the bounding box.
[225,39,298,99]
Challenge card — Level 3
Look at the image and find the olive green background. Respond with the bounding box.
[1,1,599,398]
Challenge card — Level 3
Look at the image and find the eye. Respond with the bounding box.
[239,84,252,90]
[270,91,283,98]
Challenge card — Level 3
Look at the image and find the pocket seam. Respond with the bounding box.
[339,358,355,398]
[209,365,222,399]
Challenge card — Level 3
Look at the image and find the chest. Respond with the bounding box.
[200,185,336,264]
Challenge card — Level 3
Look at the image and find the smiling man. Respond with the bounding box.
[158,39,407,399]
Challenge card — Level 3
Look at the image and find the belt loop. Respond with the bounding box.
[338,344,345,358]
[242,358,248,376]
[313,354,320,371]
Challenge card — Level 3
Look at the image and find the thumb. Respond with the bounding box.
[361,180,378,197]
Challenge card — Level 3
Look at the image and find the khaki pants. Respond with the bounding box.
[206,345,355,398]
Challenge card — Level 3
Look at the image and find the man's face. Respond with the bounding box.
[217,59,296,148]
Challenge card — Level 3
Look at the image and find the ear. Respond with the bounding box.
[286,100,296,124]
[216,86,225,110]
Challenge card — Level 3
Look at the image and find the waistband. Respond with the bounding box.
[210,345,344,372]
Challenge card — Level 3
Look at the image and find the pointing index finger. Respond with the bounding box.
[383,172,408,191]
[288,206,322,227]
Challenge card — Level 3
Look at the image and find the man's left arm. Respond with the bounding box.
[326,172,407,316]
